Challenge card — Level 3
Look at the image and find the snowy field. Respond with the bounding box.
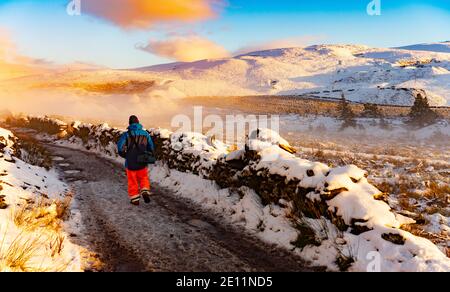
[278,115,449,253]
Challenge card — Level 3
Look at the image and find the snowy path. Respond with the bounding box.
[44,144,314,272]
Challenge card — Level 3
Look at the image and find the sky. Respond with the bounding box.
[0,0,449,69]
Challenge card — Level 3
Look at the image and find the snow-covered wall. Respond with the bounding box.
[6,116,450,272]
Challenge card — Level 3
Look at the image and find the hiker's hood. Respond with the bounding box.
[128,123,143,131]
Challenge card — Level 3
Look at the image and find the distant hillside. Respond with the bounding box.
[397,42,450,54]
[2,44,450,106]
[135,44,450,106]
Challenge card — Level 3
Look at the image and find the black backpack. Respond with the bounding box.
[128,131,156,167]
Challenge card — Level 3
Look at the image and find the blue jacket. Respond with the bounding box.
[117,123,155,170]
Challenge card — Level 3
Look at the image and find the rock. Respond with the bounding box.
[291,222,321,250]
[350,177,359,183]
[336,254,355,272]
[0,196,7,209]
[350,219,372,235]
[4,158,15,163]
[321,187,349,201]
[382,233,406,245]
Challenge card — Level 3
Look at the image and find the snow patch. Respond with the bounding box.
[0,128,82,272]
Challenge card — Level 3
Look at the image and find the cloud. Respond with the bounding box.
[235,35,326,55]
[138,36,230,62]
[82,0,224,29]
[0,30,27,65]
[0,28,105,81]
[0,29,51,80]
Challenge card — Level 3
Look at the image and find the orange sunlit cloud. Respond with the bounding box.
[83,0,224,29]
[0,29,105,81]
[138,36,230,62]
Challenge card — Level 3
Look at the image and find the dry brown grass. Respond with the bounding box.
[398,184,423,204]
[0,232,43,272]
[419,182,450,217]
[0,233,71,272]
[71,80,155,94]
[424,182,450,201]
[401,224,449,250]
[49,234,65,258]
[0,195,74,272]
[55,195,73,221]
[13,195,73,232]
[376,181,395,194]
[313,149,326,160]
[14,199,60,232]
[398,197,416,213]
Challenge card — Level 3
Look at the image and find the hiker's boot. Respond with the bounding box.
[141,189,152,204]
[130,196,140,206]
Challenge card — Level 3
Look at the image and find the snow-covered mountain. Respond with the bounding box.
[397,41,450,54]
[2,44,450,106]
[135,44,450,106]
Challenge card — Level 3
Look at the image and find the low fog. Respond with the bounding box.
[0,86,188,129]
[0,81,448,148]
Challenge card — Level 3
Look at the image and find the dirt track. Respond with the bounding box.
[45,144,315,272]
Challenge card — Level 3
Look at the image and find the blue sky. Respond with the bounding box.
[0,0,449,68]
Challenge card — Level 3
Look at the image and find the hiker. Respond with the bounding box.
[117,115,155,206]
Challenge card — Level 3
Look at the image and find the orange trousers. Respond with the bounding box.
[126,168,150,200]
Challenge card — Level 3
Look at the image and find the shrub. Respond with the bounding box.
[408,93,440,127]
[14,133,53,170]
[338,94,357,129]
[361,103,382,118]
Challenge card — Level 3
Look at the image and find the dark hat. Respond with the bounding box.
[129,115,140,125]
